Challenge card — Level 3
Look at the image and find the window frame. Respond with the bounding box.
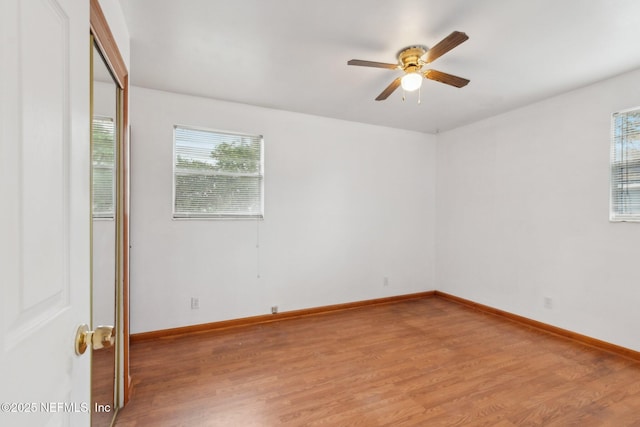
[172,124,265,220]
[610,106,640,222]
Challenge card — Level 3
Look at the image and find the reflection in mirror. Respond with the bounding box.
[91,41,118,427]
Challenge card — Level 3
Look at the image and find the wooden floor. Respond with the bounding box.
[115,297,640,426]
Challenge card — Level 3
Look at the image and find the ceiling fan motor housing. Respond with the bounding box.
[397,46,427,72]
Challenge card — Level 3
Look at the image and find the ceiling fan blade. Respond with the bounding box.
[348,59,399,70]
[424,31,469,64]
[424,69,470,88]
[375,77,402,101]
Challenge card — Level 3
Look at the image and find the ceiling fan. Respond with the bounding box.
[348,31,470,101]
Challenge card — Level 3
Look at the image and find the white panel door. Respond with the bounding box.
[0,0,91,426]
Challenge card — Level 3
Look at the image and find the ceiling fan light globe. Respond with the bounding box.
[401,72,422,92]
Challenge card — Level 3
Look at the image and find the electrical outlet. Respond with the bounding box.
[191,297,200,310]
[544,296,553,309]
[383,276,389,287]
[271,306,278,314]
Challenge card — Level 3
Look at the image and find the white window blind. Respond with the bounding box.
[173,125,264,219]
[611,108,640,221]
[92,116,115,219]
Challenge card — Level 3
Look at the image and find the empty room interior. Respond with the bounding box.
[3,0,640,426]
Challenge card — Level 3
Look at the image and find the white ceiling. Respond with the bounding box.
[120,0,640,134]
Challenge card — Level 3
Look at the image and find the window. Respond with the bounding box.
[173,125,264,219]
[92,116,116,219]
[611,108,640,221]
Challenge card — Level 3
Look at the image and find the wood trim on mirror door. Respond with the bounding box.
[90,0,126,88]
[90,0,131,406]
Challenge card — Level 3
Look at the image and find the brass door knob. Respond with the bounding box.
[75,324,115,355]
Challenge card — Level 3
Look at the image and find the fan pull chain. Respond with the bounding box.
[418,86,421,104]
[402,88,406,102]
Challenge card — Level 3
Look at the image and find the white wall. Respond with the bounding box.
[130,87,437,333]
[437,68,640,351]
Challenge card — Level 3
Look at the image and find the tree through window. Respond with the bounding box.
[173,125,264,219]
